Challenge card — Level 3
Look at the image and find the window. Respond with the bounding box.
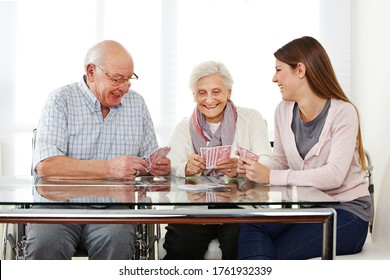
[1,0,351,175]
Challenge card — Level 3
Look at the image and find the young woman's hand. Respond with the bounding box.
[237,157,270,184]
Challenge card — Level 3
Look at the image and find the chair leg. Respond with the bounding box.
[1,223,11,260]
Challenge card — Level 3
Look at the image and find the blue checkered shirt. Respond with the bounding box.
[33,77,159,169]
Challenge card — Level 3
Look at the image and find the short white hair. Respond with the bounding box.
[83,40,129,71]
[84,43,105,71]
[189,61,234,92]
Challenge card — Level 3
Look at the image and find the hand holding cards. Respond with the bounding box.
[236,143,259,161]
[200,145,232,169]
[145,146,171,172]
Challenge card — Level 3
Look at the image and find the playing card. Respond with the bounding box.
[200,147,207,162]
[200,145,231,169]
[145,146,171,172]
[200,147,210,168]
[236,143,259,161]
[216,145,231,161]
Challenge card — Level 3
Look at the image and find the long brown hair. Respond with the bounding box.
[274,36,366,170]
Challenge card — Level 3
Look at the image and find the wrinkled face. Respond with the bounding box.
[193,74,232,123]
[272,59,301,102]
[88,59,135,108]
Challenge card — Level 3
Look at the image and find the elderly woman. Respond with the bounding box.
[163,61,271,259]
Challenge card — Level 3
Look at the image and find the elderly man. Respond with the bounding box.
[27,40,170,260]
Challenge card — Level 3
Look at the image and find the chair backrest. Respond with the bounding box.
[364,149,374,234]
[31,128,37,176]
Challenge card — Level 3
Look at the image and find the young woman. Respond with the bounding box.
[237,36,371,259]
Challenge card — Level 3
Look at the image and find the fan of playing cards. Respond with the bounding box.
[145,146,171,172]
[200,145,232,169]
[236,142,259,161]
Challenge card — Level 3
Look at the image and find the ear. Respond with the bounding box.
[86,64,96,82]
[227,89,232,100]
[297,62,306,78]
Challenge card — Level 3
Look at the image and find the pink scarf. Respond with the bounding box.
[189,100,238,175]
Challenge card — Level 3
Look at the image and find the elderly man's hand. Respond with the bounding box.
[150,157,171,176]
[108,156,148,179]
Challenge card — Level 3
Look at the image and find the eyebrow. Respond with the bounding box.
[110,70,125,77]
[112,71,132,79]
[105,65,131,78]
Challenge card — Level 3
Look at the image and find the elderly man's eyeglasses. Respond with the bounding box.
[95,65,138,86]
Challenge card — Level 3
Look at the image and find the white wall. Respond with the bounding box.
[0,1,17,176]
[0,0,353,177]
[352,0,390,247]
[0,0,389,255]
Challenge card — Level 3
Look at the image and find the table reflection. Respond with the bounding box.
[181,177,270,204]
[34,177,171,204]
[0,176,338,206]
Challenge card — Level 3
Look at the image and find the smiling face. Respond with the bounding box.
[86,42,135,108]
[272,59,302,102]
[193,74,232,123]
[94,62,134,108]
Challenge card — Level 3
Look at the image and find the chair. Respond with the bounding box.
[1,206,28,260]
[365,150,375,234]
[1,129,37,259]
[333,149,390,260]
[309,149,390,260]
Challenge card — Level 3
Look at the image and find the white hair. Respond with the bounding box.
[189,61,234,92]
[83,40,128,71]
[84,44,105,71]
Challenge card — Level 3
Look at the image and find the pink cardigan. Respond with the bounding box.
[265,99,369,202]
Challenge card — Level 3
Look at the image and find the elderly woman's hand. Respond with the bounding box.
[185,154,206,176]
[216,157,238,177]
[237,157,248,178]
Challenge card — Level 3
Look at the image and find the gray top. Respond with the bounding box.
[292,99,331,159]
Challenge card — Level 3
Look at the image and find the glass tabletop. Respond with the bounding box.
[0,175,339,207]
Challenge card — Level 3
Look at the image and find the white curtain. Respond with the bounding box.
[0,0,351,175]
